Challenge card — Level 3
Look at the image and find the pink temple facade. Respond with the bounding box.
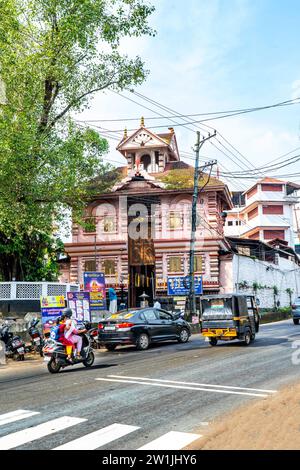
[61,122,232,307]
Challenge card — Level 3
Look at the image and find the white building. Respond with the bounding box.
[220,237,300,308]
[224,177,300,248]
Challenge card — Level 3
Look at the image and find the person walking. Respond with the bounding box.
[109,287,117,314]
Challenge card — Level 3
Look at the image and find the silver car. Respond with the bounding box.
[292,297,300,325]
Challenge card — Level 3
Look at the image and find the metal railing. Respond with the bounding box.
[0,282,79,301]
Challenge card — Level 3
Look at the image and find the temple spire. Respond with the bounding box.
[140,116,145,127]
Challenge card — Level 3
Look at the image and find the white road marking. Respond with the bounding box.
[138,431,201,450]
[108,375,277,394]
[95,378,270,397]
[53,423,139,450]
[0,416,86,450]
[0,410,40,426]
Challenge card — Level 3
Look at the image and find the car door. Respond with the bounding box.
[142,309,161,340]
[155,309,178,339]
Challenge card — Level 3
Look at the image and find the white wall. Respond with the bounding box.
[220,254,300,308]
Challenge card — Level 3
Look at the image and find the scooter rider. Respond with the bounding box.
[62,308,87,358]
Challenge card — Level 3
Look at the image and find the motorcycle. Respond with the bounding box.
[42,322,95,374]
[0,321,26,361]
[27,318,44,357]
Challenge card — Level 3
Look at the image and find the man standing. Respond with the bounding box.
[109,287,118,314]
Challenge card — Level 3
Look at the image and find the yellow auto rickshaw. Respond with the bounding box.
[200,294,260,346]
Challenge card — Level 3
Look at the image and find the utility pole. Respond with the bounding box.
[189,131,217,316]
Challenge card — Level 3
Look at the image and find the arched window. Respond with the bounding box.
[140,154,151,172]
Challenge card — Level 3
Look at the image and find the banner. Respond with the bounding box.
[83,272,107,310]
[167,275,203,296]
[67,291,91,322]
[40,295,65,333]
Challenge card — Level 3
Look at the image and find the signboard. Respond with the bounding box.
[40,295,65,333]
[83,272,107,310]
[67,291,91,322]
[167,275,203,296]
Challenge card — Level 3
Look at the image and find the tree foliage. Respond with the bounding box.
[0,0,155,280]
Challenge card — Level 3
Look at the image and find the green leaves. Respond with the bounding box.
[0,0,155,279]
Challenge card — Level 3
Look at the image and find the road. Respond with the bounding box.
[0,319,299,450]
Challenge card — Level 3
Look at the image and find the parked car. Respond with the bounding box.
[292,297,300,325]
[98,308,191,351]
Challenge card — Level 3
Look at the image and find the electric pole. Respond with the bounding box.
[189,131,217,316]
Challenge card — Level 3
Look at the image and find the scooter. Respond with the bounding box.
[0,321,26,361]
[27,318,44,357]
[42,324,95,374]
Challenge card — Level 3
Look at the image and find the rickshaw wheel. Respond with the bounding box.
[250,333,256,341]
[209,337,218,346]
[244,330,251,346]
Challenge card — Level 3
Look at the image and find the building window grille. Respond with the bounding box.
[102,259,116,276]
[169,256,182,273]
[169,211,183,230]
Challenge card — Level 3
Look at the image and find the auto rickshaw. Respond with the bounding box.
[199,294,260,346]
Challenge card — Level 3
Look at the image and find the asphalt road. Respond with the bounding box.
[0,319,299,450]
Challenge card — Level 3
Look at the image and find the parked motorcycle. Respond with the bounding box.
[27,318,44,357]
[42,322,95,374]
[0,321,25,361]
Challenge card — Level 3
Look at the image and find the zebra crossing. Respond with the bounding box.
[0,409,201,450]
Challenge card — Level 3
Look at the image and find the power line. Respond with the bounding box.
[79,94,300,125]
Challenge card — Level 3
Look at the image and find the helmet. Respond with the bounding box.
[62,308,73,318]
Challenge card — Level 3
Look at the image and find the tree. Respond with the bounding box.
[0,0,155,280]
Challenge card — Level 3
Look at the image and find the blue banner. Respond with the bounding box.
[167,275,203,296]
[83,272,107,310]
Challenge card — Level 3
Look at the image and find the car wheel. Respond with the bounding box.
[209,338,218,346]
[178,328,190,343]
[83,351,95,367]
[105,344,117,351]
[293,319,299,325]
[136,333,150,351]
[244,330,251,346]
[47,358,61,374]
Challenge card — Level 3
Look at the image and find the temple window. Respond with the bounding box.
[102,259,116,275]
[103,216,116,233]
[169,256,182,273]
[84,259,96,272]
[169,211,183,230]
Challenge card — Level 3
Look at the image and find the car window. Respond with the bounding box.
[157,310,172,320]
[107,310,138,321]
[143,309,158,321]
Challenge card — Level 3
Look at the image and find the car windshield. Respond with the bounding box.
[201,298,233,320]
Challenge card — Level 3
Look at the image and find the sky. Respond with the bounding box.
[75,0,300,193]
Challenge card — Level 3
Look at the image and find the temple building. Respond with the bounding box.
[61,120,233,307]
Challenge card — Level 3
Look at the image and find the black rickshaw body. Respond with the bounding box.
[200,294,260,345]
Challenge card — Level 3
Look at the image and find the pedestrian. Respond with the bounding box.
[109,287,117,314]
[153,299,161,309]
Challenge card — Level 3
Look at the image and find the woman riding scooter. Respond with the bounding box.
[62,308,87,359]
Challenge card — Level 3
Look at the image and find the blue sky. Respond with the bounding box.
[77,0,300,189]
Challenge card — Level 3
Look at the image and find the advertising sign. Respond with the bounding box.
[83,272,107,310]
[67,291,91,322]
[40,295,65,333]
[167,275,203,296]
